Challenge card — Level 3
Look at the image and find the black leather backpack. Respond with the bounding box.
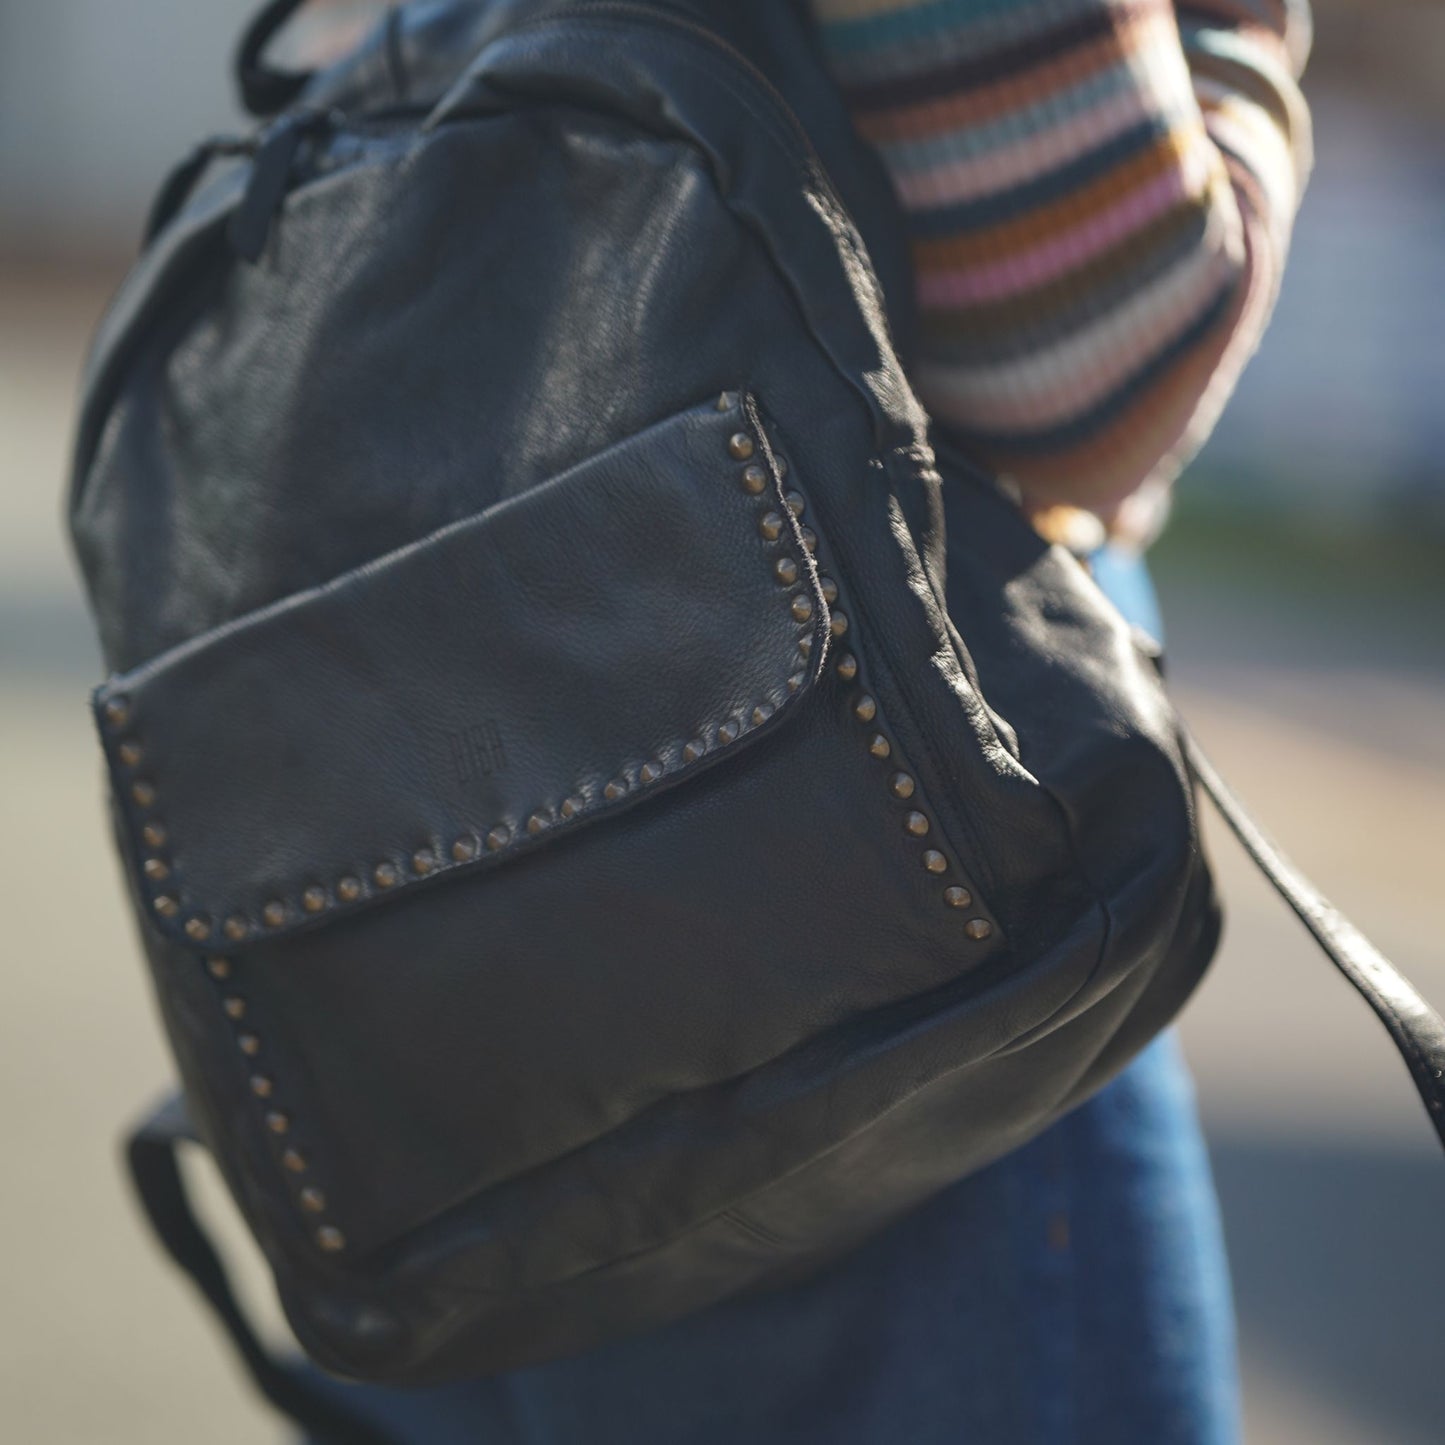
[68,0,1445,1435]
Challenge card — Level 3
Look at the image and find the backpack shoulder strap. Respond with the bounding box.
[126,1094,402,1444]
[1185,732,1445,1151]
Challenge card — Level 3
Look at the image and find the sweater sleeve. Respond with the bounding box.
[806,0,1313,527]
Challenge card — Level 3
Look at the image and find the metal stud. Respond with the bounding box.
[118,741,143,767]
[143,857,170,883]
[224,915,249,941]
[836,653,858,682]
[374,862,399,889]
[523,812,547,837]
[263,899,287,927]
[922,850,948,875]
[154,895,179,919]
[752,704,774,727]
[741,464,768,496]
[452,836,478,862]
[265,1111,290,1136]
[798,636,813,660]
[559,797,584,821]
[337,876,362,903]
[774,557,799,586]
[640,761,663,785]
[185,915,212,942]
[783,492,805,521]
[905,812,930,838]
[890,772,916,800]
[142,822,167,849]
[965,918,994,941]
[718,720,739,746]
[223,996,247,1021]
[787,672,806,694]
[132,780,157,808]
[238,1034,261,1058]
[868,734,892,760]
[819,576,839,605]
[791,594,814,623]
[944,886,973,911]
[281,1149,307,1174]
[799,528,818,554]
[604,780,628,802]
[728,432,755,461]
[716,391,738,412]
[412,848,436,874]
[776,455,789,480]
[103,697,130,728]
[759,511,785,542]
[316,1225,346,1254]
[486,826,510,852]
[830,612,850,639]
[250,1076,274,1100]
[206,956,231,981]
[854,694,877,724]
[300,1187,327,1215]
[302,886,327,914]
[683,739,706,764]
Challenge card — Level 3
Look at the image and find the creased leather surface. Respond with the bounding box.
[69,0,1218,1384]
[94,396,828,946]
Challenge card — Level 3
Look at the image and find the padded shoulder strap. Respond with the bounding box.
[1186,733,1445,1151]
[126,1095,403,1444]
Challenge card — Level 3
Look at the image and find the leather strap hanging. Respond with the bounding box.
[1185,735,1445,1148]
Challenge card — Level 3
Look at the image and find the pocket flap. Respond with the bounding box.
[94,393,829,948]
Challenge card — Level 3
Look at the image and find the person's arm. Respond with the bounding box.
[807,0,1313,537]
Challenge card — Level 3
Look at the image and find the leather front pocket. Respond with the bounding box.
[95,391,829,950]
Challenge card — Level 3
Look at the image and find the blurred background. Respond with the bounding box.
[2,1,1443,1441]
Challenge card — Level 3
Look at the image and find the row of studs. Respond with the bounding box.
[101,623,345,1249]
[203,954,346,1254]
[844,658,992,934]
[768,467,995,938]
[718,393,832,710]
[101,408,815,946]
[103,400,815,1256]
[112,698,807,942]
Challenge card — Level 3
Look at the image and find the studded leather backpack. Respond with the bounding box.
[68,1,1445,1438]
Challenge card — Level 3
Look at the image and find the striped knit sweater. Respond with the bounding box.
[807,0,1313,535]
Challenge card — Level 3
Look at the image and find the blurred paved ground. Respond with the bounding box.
[3,269,1443,1443]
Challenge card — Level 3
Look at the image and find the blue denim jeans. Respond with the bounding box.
[305,552,1240,1443]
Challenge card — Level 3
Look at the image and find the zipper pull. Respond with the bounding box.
[228,109,336,264]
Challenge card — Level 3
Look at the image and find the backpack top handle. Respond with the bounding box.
[236,0,316,116]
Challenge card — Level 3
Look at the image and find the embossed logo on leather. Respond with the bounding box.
[447,720,506,785]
